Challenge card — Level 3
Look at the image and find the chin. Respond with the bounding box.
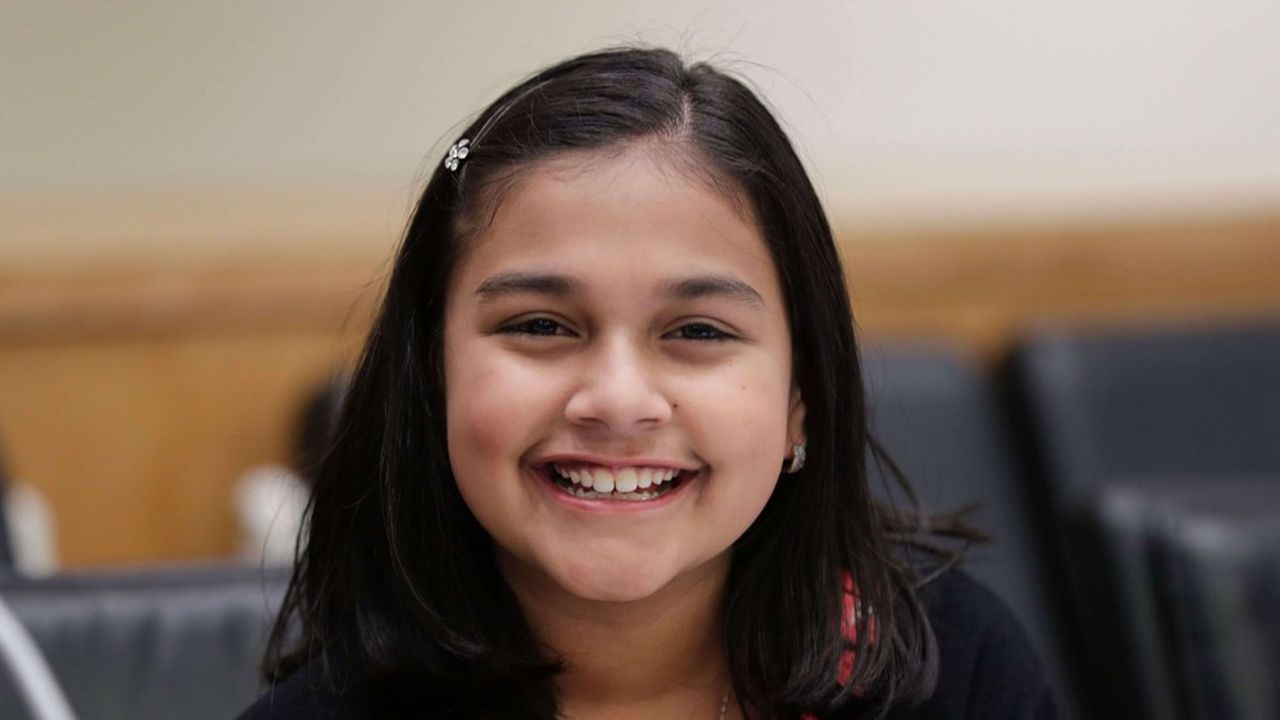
[547,554,683,604]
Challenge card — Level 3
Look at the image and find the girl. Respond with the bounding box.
[242,47,1057,719]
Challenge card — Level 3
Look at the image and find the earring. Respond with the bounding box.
[786,442,806,474]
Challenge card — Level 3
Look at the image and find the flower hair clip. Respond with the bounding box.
[444,138,470,172]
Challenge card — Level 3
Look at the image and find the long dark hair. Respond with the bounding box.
[264,46,971,718]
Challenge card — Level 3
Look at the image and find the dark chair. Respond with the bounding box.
[0,563,287,720]
[1010,320,1280,503]
[862,343,1076,718]
[1148,478,1280,720]
[1056,480,1187,720]
[1008,319,1280,719]
[1063,476,1280,720]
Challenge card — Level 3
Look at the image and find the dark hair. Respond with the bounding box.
[265,46,972,718]
[292,377,347,487]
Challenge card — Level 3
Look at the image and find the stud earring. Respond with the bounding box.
[786,442,806,474]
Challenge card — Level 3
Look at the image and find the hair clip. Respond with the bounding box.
[444,138,470,172]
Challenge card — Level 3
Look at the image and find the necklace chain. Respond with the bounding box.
[718,688,730,720]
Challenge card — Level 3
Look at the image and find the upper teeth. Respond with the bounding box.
[552,464,682,493]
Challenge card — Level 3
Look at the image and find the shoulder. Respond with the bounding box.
[887,569,1060,720]
[236,660,352,720]
[236,659,456,720]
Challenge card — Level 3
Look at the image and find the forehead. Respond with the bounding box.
[451,147,781,302]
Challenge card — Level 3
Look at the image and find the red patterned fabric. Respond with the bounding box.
[797,572,877,720]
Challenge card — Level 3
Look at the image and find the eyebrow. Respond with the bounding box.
[474,272,585,301]
[661,275,766,308]
[474,271,766,308]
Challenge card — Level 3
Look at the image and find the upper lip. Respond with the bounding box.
[532,452,700,472]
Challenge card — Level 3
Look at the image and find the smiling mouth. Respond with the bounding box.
[539,462,695,502]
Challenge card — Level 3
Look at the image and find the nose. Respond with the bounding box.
[564,333,672,434]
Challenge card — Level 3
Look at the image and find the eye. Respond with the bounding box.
[668,322,734,342]
[499,317,573,337]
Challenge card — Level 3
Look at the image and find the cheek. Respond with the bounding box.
[446,359,510,459]
[443,336,566,543]
[445,340,555,467]
[688,355,792,453]
[722,403,789,502]
[678,358,792,508]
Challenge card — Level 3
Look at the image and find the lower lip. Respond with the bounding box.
[529,465,698,513]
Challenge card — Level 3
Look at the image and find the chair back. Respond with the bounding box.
[0,563,287,720]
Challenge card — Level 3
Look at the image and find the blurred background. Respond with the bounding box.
[1,2,1278,719]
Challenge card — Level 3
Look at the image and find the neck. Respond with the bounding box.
[500,553,733,718]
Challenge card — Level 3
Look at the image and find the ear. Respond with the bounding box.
[786,383,807,448]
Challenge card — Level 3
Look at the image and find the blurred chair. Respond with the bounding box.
[1057,481,1186,719]
[0,564,287,720]
[1149,478,1280,720]
[1010,320,1280,501]
[862,343,1076,718]
[1008,319,1280,719]
[1064,477,1280,720]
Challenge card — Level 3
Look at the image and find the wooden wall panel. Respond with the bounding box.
[841,214,1280,357]
[0,330,365,566]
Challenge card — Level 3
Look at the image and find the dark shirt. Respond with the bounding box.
[240,570,1058,719]
[886,570,1058,719]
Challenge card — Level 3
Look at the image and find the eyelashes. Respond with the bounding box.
[502,317,568,337]
[498,317,736,342]
[667,323,733,342]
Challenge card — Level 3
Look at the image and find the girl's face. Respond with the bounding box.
[443,147,805,604]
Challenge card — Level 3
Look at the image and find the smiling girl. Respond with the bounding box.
[242,47,1057,719]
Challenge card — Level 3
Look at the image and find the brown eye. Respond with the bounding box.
[501,317,571,337]
[669,323,733,341]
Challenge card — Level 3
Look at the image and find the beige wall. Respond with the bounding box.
[5,1,1280,258]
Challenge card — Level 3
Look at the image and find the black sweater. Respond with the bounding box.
[240,570,1059,719]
